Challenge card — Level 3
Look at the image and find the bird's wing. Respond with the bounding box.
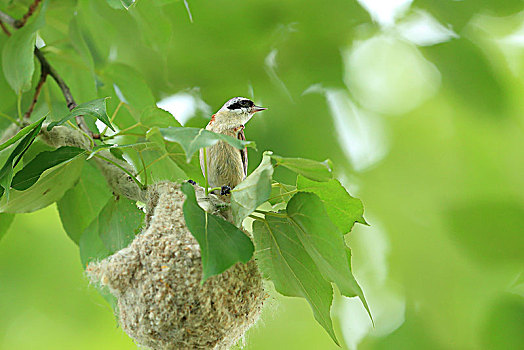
[238,128,248,178]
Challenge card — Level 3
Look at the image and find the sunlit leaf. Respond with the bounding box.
[0,116,45,200]
[252,214,338,345]
[104,63,155,111]
[98,196,144,252]
[0,156,84,213]
[181,182,254,282]
[1,0,48,94]
[271,154,333,182]
[69,15,95,72]
[268,182,296,205]
[160,127,255,162]
[86,141,151,160]
[146,127,204,184]
[297,175,366,233]
[11,146,85,191]
[47,98,114,131]
[231,152,274,226]
[287,192,371,317]
[0,117,48,152]
[140,106,181,129]
[58,162,112,244]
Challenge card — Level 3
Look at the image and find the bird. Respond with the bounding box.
[199,97,267,195]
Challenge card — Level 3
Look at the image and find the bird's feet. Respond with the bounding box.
[220,185,231,196]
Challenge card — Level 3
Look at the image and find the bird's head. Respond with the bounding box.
[213,97,267,129]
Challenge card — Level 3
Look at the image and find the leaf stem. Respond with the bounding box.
[101,101,125,137]
[267,189,298,202]
[254,209,287,218]
[93,153,145,190]
[0,111,19,125]
[16,93,23,122]
[204,147,209,196]
[248,214,266,222]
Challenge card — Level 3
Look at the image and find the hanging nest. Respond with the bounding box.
[86,182,264,350]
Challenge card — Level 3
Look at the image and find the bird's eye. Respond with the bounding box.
[240,100,253,107]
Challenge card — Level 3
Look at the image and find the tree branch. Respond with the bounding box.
[15,0,42,29]
[0,6,95,138]
[23,65,47,120]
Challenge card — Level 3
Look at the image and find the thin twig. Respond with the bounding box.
[0,5,94,139]
[15,0,42,28]
[0,20,11,36]
[23,69,48,120]
[33,47,93,137]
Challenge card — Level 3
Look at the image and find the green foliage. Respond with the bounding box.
[0,117,47,152]
[11,146,85,190]
[297,175,366,233]
[97,196,144,253]
[181,182,255,282]
[0,116,45,199]
[231,152,274,226]
[0,156,84,213]
[252,190,369,344]
[253,212,339,345]
[1,0,48,95]
[57,162,112,244]
[271,154,333,182]
[160,127,256,162]
[47,98,114,131]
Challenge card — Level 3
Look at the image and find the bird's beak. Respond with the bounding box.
[253,105,267,113]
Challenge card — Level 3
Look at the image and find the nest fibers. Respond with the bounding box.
[86,182,264,350]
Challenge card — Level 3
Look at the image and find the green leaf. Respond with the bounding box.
[79,218,109,266]
[268,182,296,205]
[69,15,95,72]
[231,152,274,226]
[0,156,84,213]
[78,216,118,309]
[297,175,366,233]
[0,116,45,200]
[1,0,48,94]
[57,162,112,244]
[271,154,333,182]
[140,106,181,129]
[86,141,151,160]
[47,98,114,131]
[252,214,339,345]
[104,63,155,111]
[160,127,256,162]
[98,196,144,253]
[0,117,48,152]
[286,192,371,318]
[181,182,254,282]
[11,146,85,191]
[146,127,204,185]
[0,213,15,242]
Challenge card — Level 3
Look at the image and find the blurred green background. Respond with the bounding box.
[1,0,524,349]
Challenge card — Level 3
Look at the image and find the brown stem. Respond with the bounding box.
[23,69,48,120]
[0,6,95,138]
[14,0,42,28]
[0,21,11,36]
[33,48,94,137]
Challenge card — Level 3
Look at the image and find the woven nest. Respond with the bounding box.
[86,182,264,350]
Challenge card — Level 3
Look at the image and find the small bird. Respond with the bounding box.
[200,97,267,195]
